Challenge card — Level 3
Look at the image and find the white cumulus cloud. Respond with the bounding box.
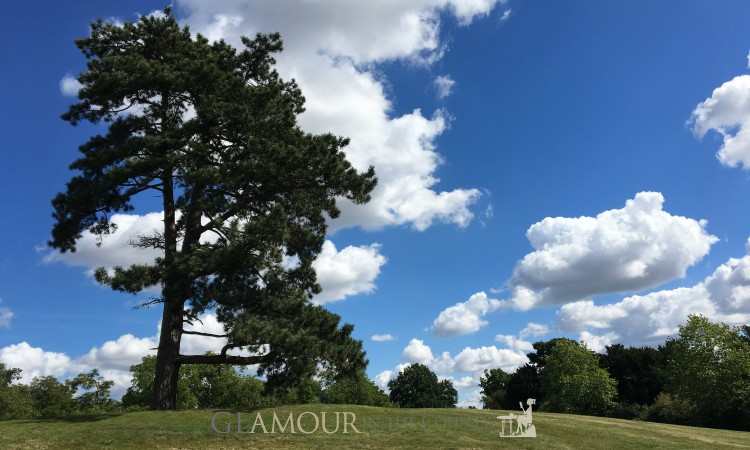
[519,322,549,338]
[0,342,72,384]
[506,192,716,310]
[312,241,386,304]
[690,73,750,169]
[557,238,750,346]
[432,291,504,336]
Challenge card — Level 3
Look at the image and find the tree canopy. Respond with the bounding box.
[540,340,617,415]
[479,368,509,409]
[387,364,457,408]
[662,315,750,429]
[50,9,376,409]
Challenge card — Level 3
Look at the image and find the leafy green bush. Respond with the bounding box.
[29,376,77,418]
[322,372,390,406]
[644,393,694,425]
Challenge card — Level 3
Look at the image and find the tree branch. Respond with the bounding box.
[177,353,269,365]
[181,330,228,338]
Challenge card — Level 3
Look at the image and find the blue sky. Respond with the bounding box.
[3,0,750,405]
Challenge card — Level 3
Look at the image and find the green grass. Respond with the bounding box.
[1,405,748,449]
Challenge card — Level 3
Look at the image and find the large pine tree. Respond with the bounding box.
[50,10,376,409]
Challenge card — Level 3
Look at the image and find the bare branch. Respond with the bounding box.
[177,353,269,365]
[134,297,165,309]
[181,330,228,339]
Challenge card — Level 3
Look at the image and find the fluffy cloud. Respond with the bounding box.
[0,342,72,384]
[77,334,156,373]
[434,75,456,99]
[690,73,750,169]
[402,338,435,365]
[557,238,750,346]
[312,241,386,304]
[432,291,504,336]
[59,74,82,97]
[506,192,716,309]
[46,212,385,304]
[578,331,616,353]
[371,334,395,342]
[494,334,534,353]
[453,345,528,372]
[374,370,394,390]
[519,322,549,338]
[177,0,490,232]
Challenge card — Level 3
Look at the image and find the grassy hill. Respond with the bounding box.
[1,404,748,449]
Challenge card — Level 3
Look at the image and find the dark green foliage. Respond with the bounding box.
[500,338,577,410]
[540,340,617,415]
[29,376,77,418]
[644,393,695,425]
[503,364,542,409]
[0,365,33,420]
[479,368,509,409]
[599,344,664,406]
[388,364,457,408]
[272,377,322,405]
[322,372,390,406]
[437,379,458,408]
[51,9,376,408]
[661,315,750,430]
[122,355,270,410]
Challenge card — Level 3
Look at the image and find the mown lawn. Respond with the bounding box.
[0,404,748,449]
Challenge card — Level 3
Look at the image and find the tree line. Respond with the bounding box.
[3,314,746,430]
[479,315,750,431]
[0,356,392,420]
[0,353,460,419]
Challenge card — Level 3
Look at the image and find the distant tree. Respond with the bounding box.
[0,364,33,420]
[388,364,456,408]
[600,344,663,406]
[479,368,509,409]
[662,315,750,430]
[322,371,389,406]
[67,369,115,412]
[437,379,458,409]
[50,9,376,409]
[527,338,578,366]
[504,364,542,409]
[541,340,616,415]
[501,339,576,409]
[29,376,76,418]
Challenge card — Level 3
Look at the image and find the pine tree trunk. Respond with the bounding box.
[152,296,183,409]
[152,163,182,410]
